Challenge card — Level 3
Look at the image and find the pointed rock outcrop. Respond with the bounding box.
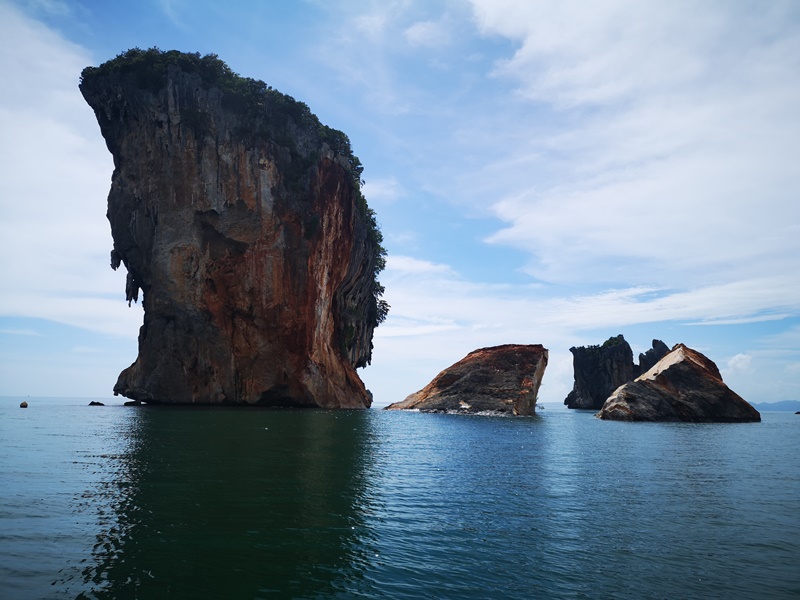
[386,344,548,415]
[80,49,387,407]
[597,344,761,422]
[564,335,669,409]
[636,339,671,376]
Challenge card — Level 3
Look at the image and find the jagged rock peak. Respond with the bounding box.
[636,339,671,376]
[563,335,635,410]
[597,344,761,422]
[386,344,548,415]
[564,335,670,409]
[80,48,388,407]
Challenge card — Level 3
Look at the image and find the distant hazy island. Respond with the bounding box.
[750,400,800,412]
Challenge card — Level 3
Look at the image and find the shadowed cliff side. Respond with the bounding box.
[80,49,388,407]
[564,336,669,410]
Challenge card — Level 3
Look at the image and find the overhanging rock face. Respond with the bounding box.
[597,344,761,422]
[80,50,387,407]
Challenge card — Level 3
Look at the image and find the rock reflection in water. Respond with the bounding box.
[76,408,376,599]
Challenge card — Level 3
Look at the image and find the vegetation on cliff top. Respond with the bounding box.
[573,334,627,353]
[81,47,388,328]
[600,334,626,349]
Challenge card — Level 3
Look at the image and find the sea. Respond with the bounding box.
[1,397,798,600]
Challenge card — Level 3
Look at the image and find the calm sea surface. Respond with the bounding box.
[1,397,798,599]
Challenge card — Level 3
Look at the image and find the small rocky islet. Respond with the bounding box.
[386,336,760,422]
[563,335,670,410]
[80,50,761,423]
[571,336,758,422]
[597,343,761,422]
[384,344,548,416]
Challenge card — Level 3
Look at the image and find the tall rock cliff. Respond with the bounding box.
[80,49,388,407]
[564,335,669,409]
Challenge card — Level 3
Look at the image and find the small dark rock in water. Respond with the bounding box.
[20,401,28,408]
[88,401,105,406]
[123,400,142,406]
[796,411,800,415]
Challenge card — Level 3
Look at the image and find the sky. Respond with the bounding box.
[1,0,799,407]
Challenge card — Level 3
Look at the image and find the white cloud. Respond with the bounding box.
[405,19,450,48]
[23,0,71,16]
[688,315,792,326]
[385,230,418,246]
[353,12,390,39]
[71,346,102,354]
[309,1,472,116]
[362,176,404,204]
[758,325,800,351]
[376,317,460,338]
[724,353,753,376]
[310,1,411,113]
[463,0,800,298]
[365,251,800,405]
[0,329,43,337]
[387,255,455,275]
[0,4,139,338]
[470,1,705,106]
[157,0,187,27]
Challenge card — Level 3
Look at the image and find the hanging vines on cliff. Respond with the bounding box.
[81,47,389,328]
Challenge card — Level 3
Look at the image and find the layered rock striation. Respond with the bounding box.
[385,344,548,415]
[80,49,388,407]
[564,335,669,409]
[597,344,761,422]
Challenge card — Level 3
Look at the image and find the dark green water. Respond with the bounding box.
[1,398,798,599]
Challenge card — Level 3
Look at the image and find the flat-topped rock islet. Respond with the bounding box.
[385,344,548,415]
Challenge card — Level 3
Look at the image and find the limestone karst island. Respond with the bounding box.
[80,49,388,408]
[559,335,759,423]
[80,49,760,423]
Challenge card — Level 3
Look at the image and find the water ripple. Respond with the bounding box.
[0,401,798,599]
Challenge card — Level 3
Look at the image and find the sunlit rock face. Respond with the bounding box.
[564,335,669,409]
[386,344,548,415]
[80,50,386,407]
[597,344,761,422]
